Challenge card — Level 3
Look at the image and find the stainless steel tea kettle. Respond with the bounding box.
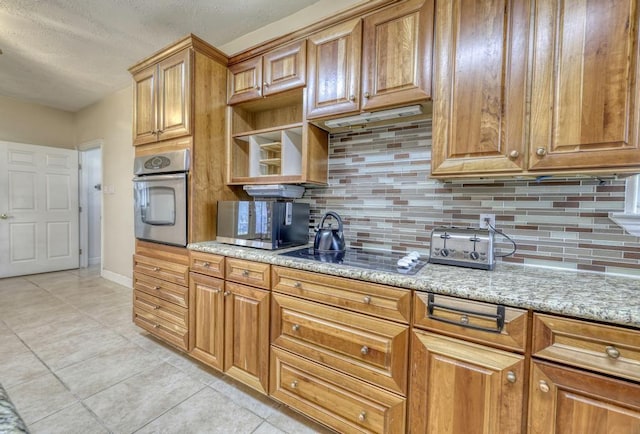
[314,211,345,252]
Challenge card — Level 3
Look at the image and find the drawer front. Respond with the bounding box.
[414,292,529,352]
[226,258,270,289]
[134,272,188,307]
[532,313,640,382]
[272,266,411,323]
[134,290,189,328]
[133,291,189,350]
[272,293,409,395]
[270,347,406,434]
[133,254,189,286]
[189,251,225,278]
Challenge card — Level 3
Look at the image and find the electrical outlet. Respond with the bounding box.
[479,214,495,229]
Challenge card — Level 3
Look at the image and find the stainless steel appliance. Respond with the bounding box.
[428,227,495,270]
[216,201,309,250]
[133,150,189,247]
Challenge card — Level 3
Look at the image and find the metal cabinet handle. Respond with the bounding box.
[290,380,298,389]
[363,296,371,304]
[360,346,369,355]
[0,213,8,220]
[242,269,249,278]
[153,324,161,329]
[293,281,302,289]
[292,324,300,332]
[153,305,160,310]
[152,267,160,272]
[263,82,269,88]
[460,315,469,324]
[153,286,161,290]
[538,380,550,393]
[256,85,261,91]
[349,94,356,101]
[605,345,620,359]
[202,261,211,268]
[363,91,370,99]
[536,147,547,156]
[509,150,519,159]
[506,371,517,383]
[224,291,231,297]
[358,411,367,422]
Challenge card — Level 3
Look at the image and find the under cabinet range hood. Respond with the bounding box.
[323,105,423,129]
[243,184,305,199]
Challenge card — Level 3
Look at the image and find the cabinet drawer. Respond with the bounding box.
[226,258,270,289]
[134,272,188,307]
[189,251,225,278]
[414,292,529,352]
[532,313,640,382]
[270,347,406,434]
[133,291,189,350]
[134,290,189,329]
[272,293,409,395]
[272,266,411,323]
[133,254,189,286]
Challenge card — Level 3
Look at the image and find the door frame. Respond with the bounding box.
[78,140,103,270]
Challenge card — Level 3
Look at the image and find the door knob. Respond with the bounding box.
[0,214,8,220]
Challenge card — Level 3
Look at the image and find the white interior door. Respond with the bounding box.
[0,141,79,277]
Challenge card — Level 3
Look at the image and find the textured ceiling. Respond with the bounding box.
[0,0,362,112]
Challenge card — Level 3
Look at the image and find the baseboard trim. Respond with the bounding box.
[101,269,133,288]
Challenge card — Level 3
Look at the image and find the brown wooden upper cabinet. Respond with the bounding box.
[227,40,306,105]
[432,0,640,178]
[430,0,529,176]
[132,49,192,146]
[360,0,433,111]
[306,19,363,119]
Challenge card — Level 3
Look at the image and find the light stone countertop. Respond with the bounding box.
[188,241,640,329]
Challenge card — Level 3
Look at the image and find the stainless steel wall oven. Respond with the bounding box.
[133,150,189,247]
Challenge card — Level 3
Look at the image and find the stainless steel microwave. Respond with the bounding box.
[216,201,309,250]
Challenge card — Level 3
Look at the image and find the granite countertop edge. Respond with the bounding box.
[188,241,640,329]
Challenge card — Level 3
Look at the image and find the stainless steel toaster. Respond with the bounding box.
[428,227,495,270]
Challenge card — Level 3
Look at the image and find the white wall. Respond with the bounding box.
[75,86,134,282]
[0,94,75,148]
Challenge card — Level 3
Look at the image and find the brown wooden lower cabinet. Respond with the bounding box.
[408,330,526,434]
[528,361,640,434]
[270,346,406,434]
[188,271,270,394]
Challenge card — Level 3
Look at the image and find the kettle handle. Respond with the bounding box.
[320,211,344,236]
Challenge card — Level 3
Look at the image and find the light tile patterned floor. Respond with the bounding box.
[0,267,334,434]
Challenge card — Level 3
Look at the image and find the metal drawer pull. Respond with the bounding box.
[153,286,161,290]
[363,296,371,304]
[292,324,300,332]
[202,261,210,268]
[605,346,620,359]
[427,293,505,333]
[154,324,161,329]
[153,267,160,272]
[153,305,160,310]
[360,346,369,355]
[293,281,302,288]
[506,371,516,383]
[242,269,249,278]
[358,411,367,422]
[291,380,298,389]
[224,291,231,297]
[539,380,550,393]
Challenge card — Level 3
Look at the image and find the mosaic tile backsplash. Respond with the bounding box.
[300,119,640,277]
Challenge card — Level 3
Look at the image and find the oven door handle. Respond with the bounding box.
[132,173,187,182]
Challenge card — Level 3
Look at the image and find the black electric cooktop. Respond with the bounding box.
[280,247,427,275]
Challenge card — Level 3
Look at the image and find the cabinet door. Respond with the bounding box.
[262,40,307,97]
[361,0,433,111]
[228,56,263,105]
[223,281,270,394]
[529,0,640,172]
[430,0,529,177]
[156,49,192,142]
[132,65,158,146]
[409,331,525,434]
[529,361,640,434]
[188,272,225,370]
[306,19,362,119]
